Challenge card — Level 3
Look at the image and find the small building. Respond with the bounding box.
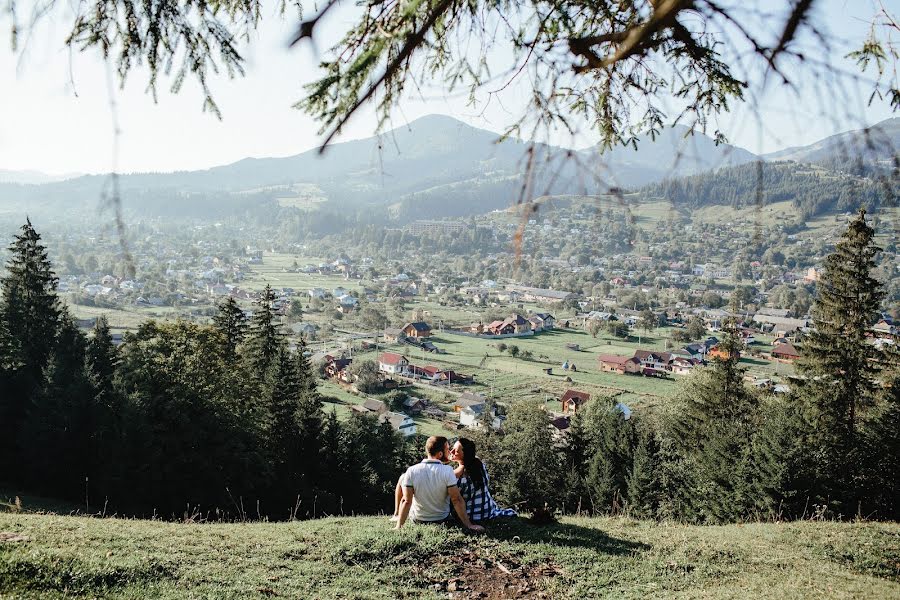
[402,321,432,338]
[383,327,405,343]
[771,342,801,362]
[529,313,556,331]
[707,344,739,361]
[454,392,486,412]
[633,350,673,374]
[378,352,409,374]
[379,412,417,437]
[459,404,502,430]
[324,355,352,380]
[403,397,426,414]
[669,357,698,375]
[561,389,590,413]
[598,354,639,374]
[362,398,388,414]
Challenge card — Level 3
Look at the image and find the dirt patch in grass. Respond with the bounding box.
[422,548,564,599]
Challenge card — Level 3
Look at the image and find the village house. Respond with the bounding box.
[379,412,417,437]
[459,403,501,430]
[872,318,897,339]
[561,389,591,413]
[597,354,640,374]
[633,350,673,376]
[378,352,410,375]
[669,357,699,375]
[508,285,578,303]
[485,320,515,335]
[771,342,801,362]
[454,391,487,412]
[529,312,556,331]
[362,398,388,414]
[324,355,353,381]
[402,321,432,338]
[707,344,740,361]
[383,327,405,343]
[402,397,426,415]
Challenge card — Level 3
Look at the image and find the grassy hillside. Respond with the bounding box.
[0,512,897,599]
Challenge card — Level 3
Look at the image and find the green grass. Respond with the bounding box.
[419,330,679,409]
[0,512,896,598]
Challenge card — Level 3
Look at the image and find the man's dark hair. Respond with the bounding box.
[425,435,448,458]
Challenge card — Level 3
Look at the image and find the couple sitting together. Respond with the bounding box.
[392,435,516,531]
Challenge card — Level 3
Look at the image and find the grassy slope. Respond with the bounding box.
[0,513,897,599]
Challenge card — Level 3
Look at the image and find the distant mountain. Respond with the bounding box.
[1,115,895,222]
[582,124,759,187]
[762,118,899,165]
[0,169,80,185]
[0,115,584,218]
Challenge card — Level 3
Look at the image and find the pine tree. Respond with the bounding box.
[319,409,347,514]
[667,325,755,452]
[800,209,883,433]
[861,347,900,520]
[578,400,635,515]
[267,347,304,510]
[292,340,323,487]
[245,285,283,378]
[85,315,123,497]
[1,219,61,370]
[627,419,661,520]
[664,323,759,522]
[498,402,564,514]
[750,397,815,519]
[0,219,62,478]
[22,315,92,496]
[213,296,247,362]
[798,209,884,510]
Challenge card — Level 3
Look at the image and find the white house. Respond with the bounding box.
[337,294,358,307]
[378,352,409,375]
[459,404,502,430]
[308,288,326,299]
[380,412,417,437]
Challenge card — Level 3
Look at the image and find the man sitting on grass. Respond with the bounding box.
[394,435,484,532]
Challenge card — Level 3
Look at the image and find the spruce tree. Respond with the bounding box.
[0,219,62,478]
[627,419,661,520]
[1,219,61,370]
[665,324,759,522]
[798,209,883,510]
[213,296,247,362]
[498,402,564,514]
[267,347,304,511]
[245,285,283,378]
[292,340,323,486]
[319,409,347,514]
[22,315,92,496]
[86,316,123,495]
[861,346,900,520]
[750,397,815,519]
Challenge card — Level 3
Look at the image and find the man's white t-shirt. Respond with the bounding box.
[402,458,458,522]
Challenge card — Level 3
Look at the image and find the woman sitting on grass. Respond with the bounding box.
[449,437,517,523]
[391,437,515,524]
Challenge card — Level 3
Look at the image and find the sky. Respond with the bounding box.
[0,0,897,176]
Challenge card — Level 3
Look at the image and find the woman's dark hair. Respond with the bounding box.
[458,437,486,491]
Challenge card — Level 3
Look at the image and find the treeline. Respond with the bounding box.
[474,211,898,523]
[0,220,415,518]
[642,161,893,219]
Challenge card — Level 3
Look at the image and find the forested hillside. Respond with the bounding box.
[642,161,895,219]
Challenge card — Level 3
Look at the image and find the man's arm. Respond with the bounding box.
[448,486,484,532]
[395,485,414,529]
